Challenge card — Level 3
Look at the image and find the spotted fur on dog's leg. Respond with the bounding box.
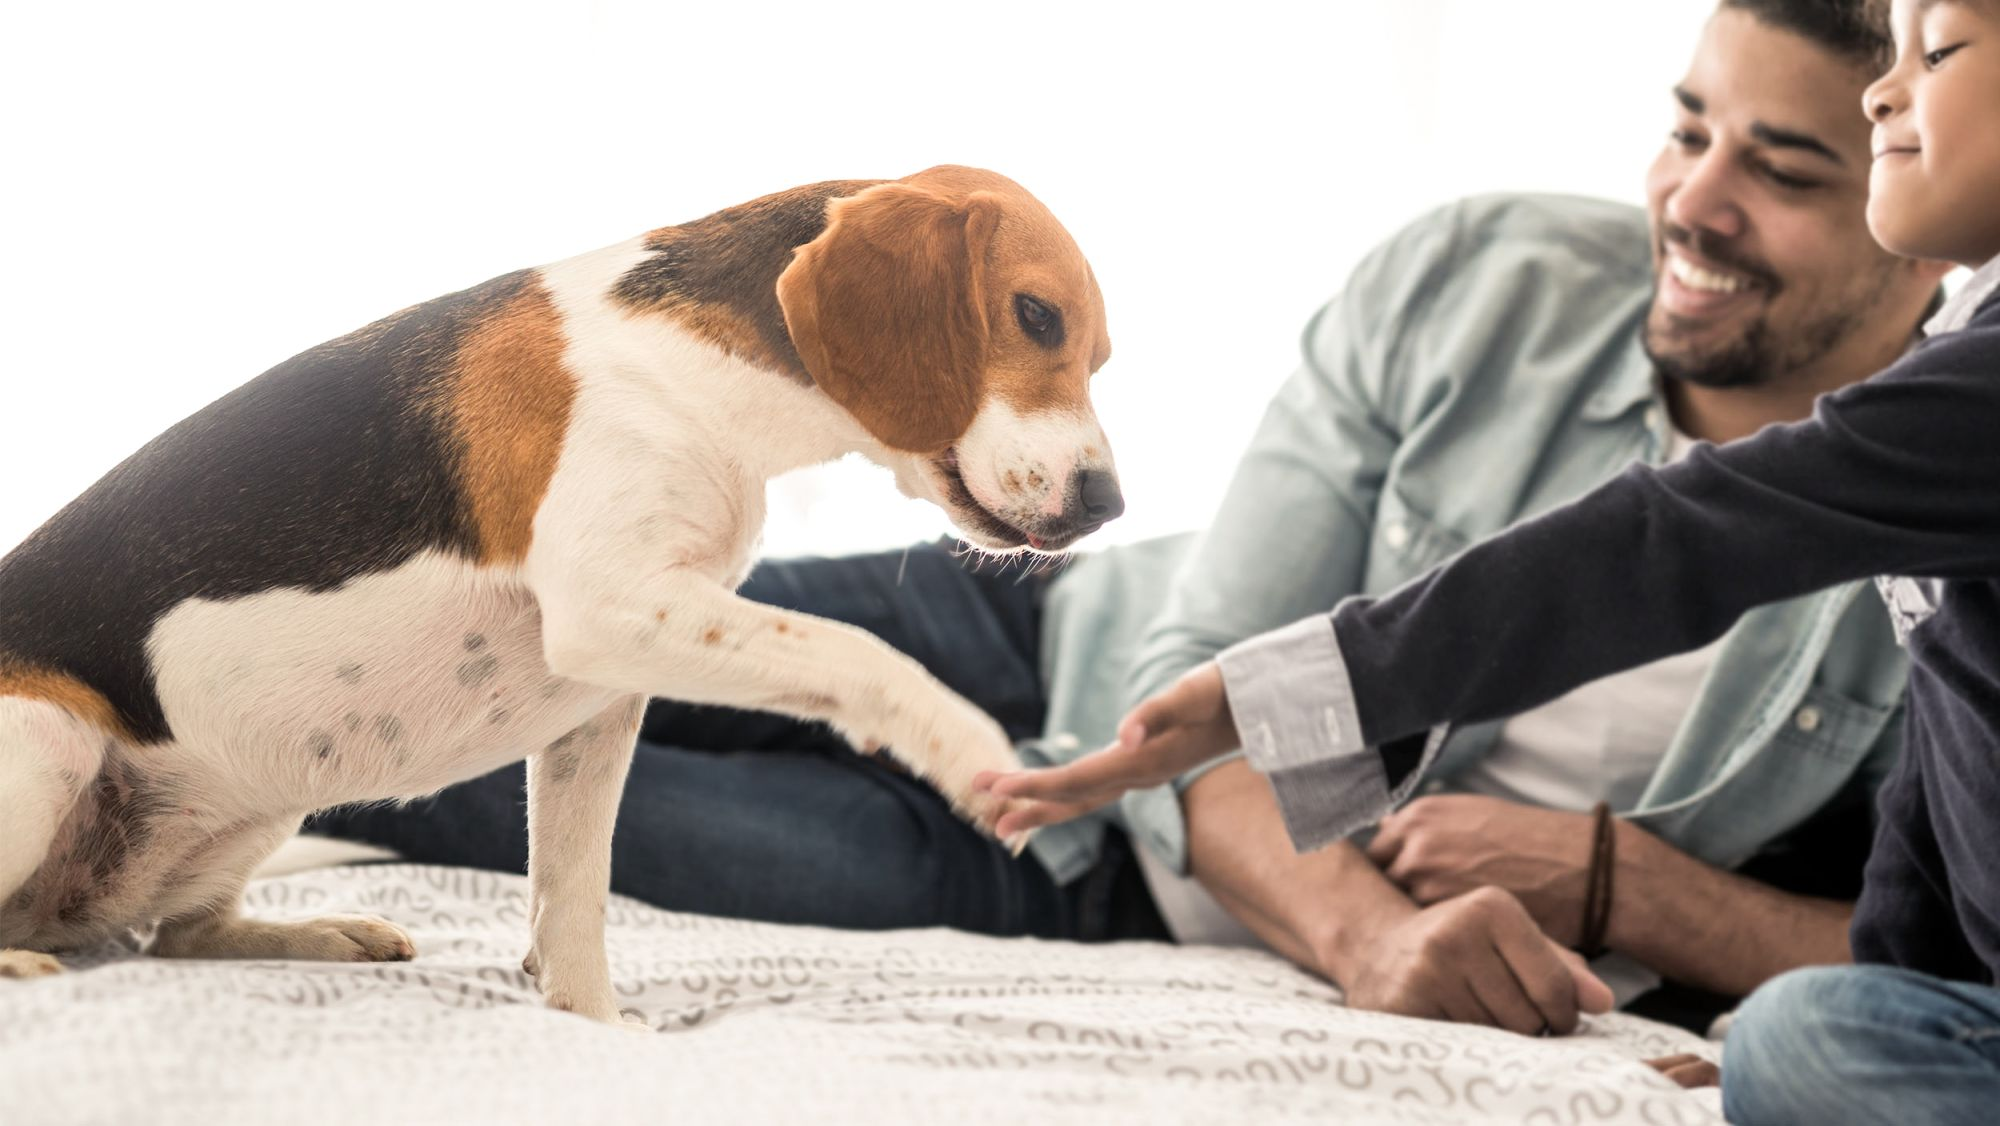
[0,949,62,979]
[525,696,645,1026]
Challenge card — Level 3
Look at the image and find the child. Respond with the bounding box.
[982,0,2000,1120]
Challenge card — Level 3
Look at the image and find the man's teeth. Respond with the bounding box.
[1670,253,1751,294]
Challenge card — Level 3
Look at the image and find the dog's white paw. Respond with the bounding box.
[160,913,418,963]
[871,691,1026,836]
[0,950,63,980]
[540,985,632,1026]
[283,915,417,962]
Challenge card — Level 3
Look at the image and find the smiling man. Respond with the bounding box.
[309,0,1945,1037]
[1039,0,1949,1036]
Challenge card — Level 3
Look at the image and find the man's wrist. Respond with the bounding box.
[1181,760,1417,986]
[1600,818,1664,954]
[1314,883,1420,988]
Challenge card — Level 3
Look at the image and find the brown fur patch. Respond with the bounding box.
[442,278,579,565]
[0,661,130,740]
[777,181,998,452]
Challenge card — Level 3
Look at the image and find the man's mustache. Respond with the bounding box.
[1659,221,1782,294]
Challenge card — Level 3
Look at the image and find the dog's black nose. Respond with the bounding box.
[1076,467,1124,523]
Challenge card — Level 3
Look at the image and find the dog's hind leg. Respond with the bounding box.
[150,816,416,963]
[0,696,107,979]
[521,694,646,1027]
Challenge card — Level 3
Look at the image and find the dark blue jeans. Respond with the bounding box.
[309,543,1169,942]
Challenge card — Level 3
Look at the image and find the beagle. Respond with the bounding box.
[0,166,1121,1022]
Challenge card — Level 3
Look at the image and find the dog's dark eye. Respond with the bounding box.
[1015,294,1064,349]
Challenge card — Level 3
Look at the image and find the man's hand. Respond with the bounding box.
[1337,887,1615,1034]
[1177,761,1613,1037]
[1366,795,1595,946]
[976,663,1238,836]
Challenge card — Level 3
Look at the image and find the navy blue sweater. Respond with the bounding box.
[1331,292,2000,982]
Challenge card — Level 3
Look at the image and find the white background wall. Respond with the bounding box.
[0,0,1719,559]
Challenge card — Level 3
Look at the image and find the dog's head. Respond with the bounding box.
[777,165,1120,553]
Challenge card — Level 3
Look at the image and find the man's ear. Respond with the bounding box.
[777,183,1000,453]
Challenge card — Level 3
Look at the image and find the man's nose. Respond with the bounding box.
[1667,153,1747,242]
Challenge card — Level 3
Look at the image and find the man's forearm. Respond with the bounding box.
[1182,759,1415,984]
[1608,820,1852,996]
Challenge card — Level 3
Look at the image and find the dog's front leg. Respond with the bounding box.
[522,694,646,1027]
[535,568,1027,838]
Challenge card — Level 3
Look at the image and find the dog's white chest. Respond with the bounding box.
[144,552,621,813]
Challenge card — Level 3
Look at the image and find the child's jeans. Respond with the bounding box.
[1725,964,2000,1126]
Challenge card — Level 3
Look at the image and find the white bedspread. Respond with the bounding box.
[0,864,1725,1125]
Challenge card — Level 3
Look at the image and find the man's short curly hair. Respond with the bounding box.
[1720,0,1894,73]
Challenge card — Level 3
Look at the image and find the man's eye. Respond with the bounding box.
[1766,168,1821,191]
[1015,294,1064,348]
[1669,128,1706,150]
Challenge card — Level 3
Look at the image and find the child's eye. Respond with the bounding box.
[1924,43,1966,69]
[1669,128,1707,150]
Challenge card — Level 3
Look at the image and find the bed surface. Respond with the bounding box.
[0,863,1725,1125]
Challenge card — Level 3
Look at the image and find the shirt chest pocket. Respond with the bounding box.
[1763,682,1896,766]
[1365,487,1474,593]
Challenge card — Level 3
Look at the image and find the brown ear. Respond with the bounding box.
[777,183,999,452]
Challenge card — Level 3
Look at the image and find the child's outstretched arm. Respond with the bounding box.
[977,663,1236,836]
[991,301,2000,852]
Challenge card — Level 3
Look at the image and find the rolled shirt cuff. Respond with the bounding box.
[1216,614,1363,772]
[1216,613,1448,851]
[1264,725,1450,851]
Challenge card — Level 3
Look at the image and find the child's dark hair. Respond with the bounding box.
[1720,0,1894,72]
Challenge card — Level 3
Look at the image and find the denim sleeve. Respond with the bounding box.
[1295,306,2000,850]
[1112,204,1469,870]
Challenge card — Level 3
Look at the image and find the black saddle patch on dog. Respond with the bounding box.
[0,271,540,743]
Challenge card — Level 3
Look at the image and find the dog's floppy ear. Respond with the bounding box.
[778,183,999,453]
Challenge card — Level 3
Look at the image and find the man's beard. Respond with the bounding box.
[1642,303,1853,390]
[1642,220,1890,390]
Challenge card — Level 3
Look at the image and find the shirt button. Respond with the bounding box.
[1050,733,1080,752]
[1795,706,1823,733]
[1384,522,1411,550]
[1644,406,1663,433]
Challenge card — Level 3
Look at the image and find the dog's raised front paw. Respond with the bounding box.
[889,694,1027,835]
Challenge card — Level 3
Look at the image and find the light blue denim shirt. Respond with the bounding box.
[1021,193,1908,883]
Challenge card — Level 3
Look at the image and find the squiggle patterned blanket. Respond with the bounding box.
[0,864,1725,1125]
